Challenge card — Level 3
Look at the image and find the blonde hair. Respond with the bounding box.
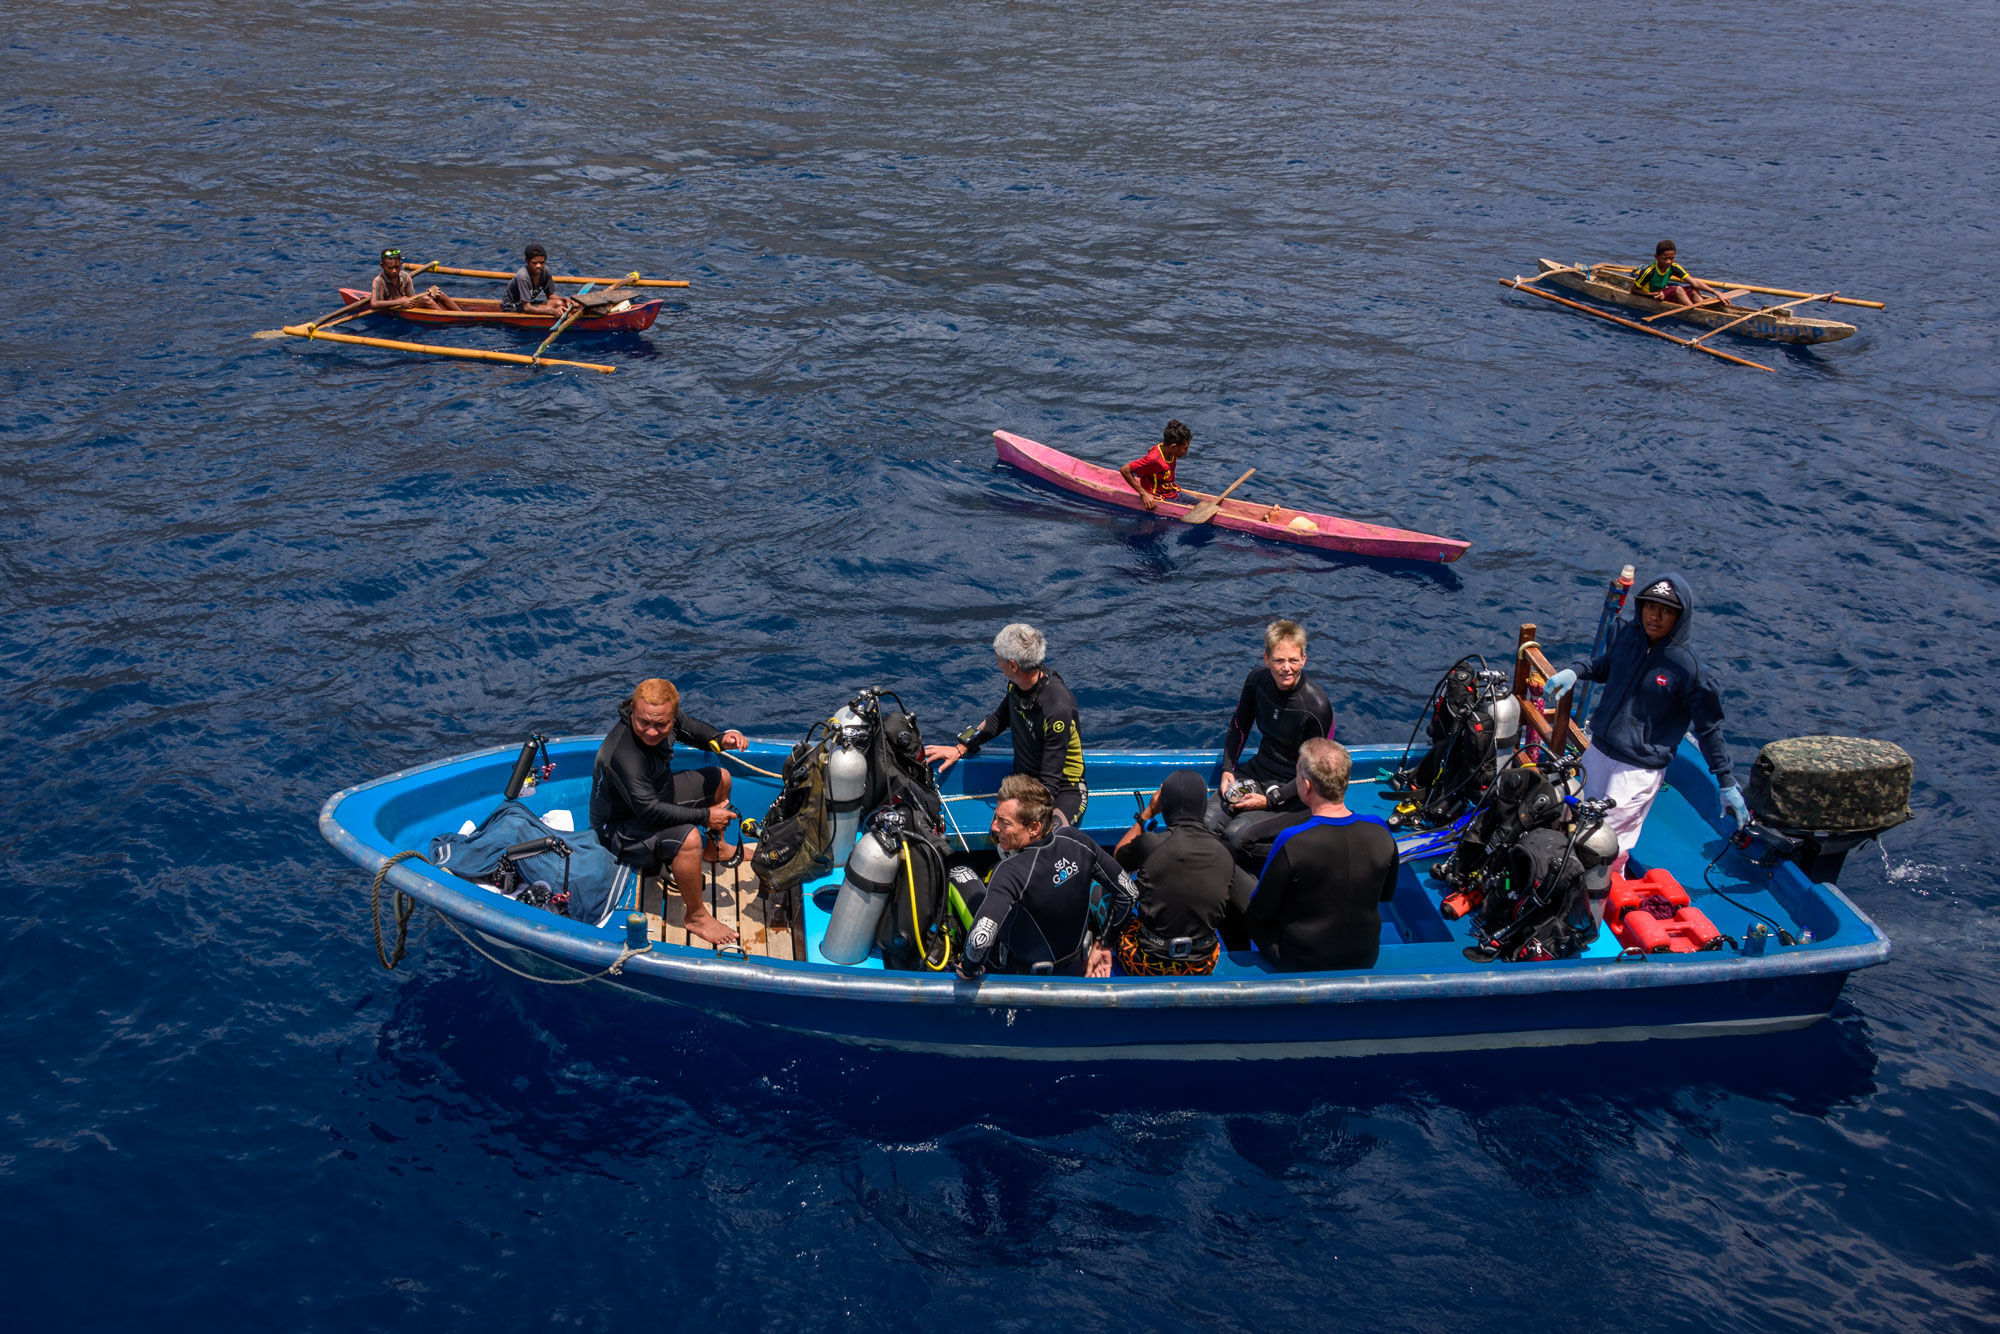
[1264,619,1307,656]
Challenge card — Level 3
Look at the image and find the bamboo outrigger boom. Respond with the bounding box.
[278,325,617,372]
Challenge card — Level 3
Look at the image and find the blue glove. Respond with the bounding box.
[1542,668,1577,700]
[1719,784,1749,825]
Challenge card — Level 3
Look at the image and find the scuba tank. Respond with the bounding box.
[825,701,871,863]
[820,812,903,965]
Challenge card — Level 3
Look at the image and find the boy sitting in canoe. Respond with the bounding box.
[367,248,462,314]
[1119,418,1191,512]
[1631,240,1724,309]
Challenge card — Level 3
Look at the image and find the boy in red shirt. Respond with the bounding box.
[1119,419,1192,511]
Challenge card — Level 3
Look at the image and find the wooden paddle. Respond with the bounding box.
[529,271,636,364]
[1184,469,1256,524]
[1640,289,1751,321]
[1500,277,1776,372]
[252,294,370,340]
[1592,263,1883,310]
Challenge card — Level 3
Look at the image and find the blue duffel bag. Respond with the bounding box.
[430,799,627,926]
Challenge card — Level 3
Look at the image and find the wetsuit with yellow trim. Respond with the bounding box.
[957,668,1088,823]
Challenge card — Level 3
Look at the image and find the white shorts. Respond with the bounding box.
[1581,746,1666,875]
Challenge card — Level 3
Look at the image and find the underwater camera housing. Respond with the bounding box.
[1739,736,1914,883]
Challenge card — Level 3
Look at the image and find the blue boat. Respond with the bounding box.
[319,725,1892,1062]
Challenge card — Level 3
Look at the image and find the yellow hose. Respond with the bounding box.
[902,840,951,971]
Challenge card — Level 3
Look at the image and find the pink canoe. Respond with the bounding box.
[993,431,1470,563]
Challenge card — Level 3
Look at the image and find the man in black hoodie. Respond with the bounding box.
[1543,571,1746,877]
[590,678,751,946]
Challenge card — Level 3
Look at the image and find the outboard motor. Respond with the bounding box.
[1740,736,1913,883]
[820,809,904,965]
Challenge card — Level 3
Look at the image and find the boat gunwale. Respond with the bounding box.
[320,736,1892,1013]
[333,287,663,331]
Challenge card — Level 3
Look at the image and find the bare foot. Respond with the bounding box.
[685,910,739,946]
[702,841,740,863]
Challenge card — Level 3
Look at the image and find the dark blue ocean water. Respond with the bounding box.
[5,0,1999,1327]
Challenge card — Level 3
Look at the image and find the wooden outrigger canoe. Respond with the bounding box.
[1532,260,1856,344]
[335,288,664,333]
[994,431,1469,563]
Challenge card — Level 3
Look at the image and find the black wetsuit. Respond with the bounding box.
[1207,667,1336,864]
[1223,667,1336,801]
[1245,813,1399,971]
[960,825,1136,977]
[589,699,724,869]
[958,668,1088,822]
[1115,822,1242,962]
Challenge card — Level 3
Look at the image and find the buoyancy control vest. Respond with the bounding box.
[750,687,943,897]
[1389,658,1520,832]
[1461,795,1618,963]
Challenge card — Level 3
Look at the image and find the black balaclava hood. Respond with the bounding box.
[1159,769,1209,826]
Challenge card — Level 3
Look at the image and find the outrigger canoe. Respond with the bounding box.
[321,731,1889,1062]
[1532,260,1856,344]
[334,288,664,333]
[994,431,1469,563]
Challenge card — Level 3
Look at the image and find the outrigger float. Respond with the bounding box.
[321,625,1903,1063]
[256,259,689,374]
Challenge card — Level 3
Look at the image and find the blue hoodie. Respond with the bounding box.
[1569,571,1733,782]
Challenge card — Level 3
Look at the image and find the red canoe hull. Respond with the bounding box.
[993,431,1469,563]
[335,289,663,333]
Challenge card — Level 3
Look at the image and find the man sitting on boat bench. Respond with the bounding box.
[1244,739,1400,972]
[925,622,1089,826]
[590,677,751,946]
[1209,619,1335,868]
[366,248,462,314]
[957,776,1137,981]
[1112,770,1246,976]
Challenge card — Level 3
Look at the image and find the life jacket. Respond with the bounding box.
[1605,869,1726,953]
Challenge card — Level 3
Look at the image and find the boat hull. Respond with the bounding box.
[1534,261,1856,344]
[335,288,663,332]
[321,734,1889,1062]
[994,431,1470,563]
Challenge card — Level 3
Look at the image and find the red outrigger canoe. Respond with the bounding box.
[335,288,663,333]
[994,431,1469,563]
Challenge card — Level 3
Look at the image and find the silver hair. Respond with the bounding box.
[992,622,1046,669]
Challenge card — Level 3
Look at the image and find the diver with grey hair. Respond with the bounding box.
[925,622,1089,824]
